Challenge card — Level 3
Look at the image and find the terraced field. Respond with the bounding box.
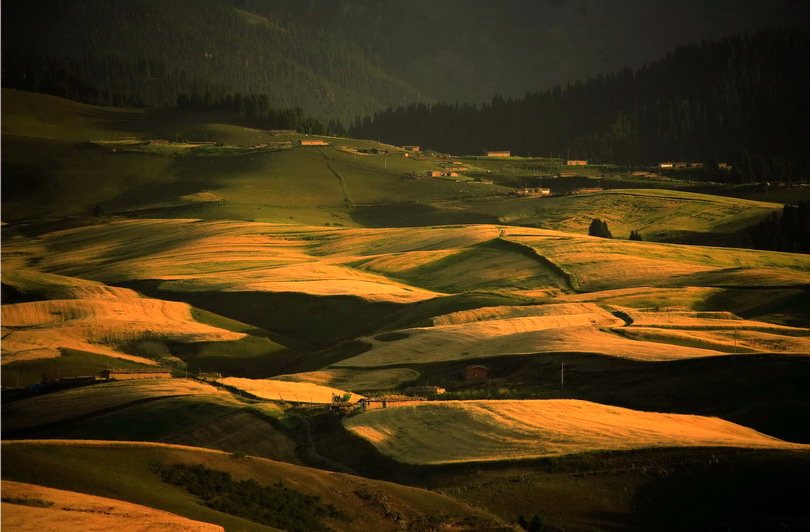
[343,399,807,465]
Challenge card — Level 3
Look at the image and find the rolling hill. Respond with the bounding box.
[343,399,806,465]
[1,440,510,532]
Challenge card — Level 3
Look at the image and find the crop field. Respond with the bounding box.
[2,440,508,532]
[2,379,223,432]
[276,367,420,392]
[221,377,362,403]
[2,480,223,532]
[459,189,782,242]
[2,297,245,365]
[343,399,807,465]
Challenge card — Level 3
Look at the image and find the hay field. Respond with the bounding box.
[335,306,727,367]
[479,189,782,241]
[500,228,810,291]
[2,379,223,432]
[343,399,806,465]
[12,221,808,303]
[276,367,420,391]
[2,297,245,364]
[2,481,223,532]
[221,377,363,403]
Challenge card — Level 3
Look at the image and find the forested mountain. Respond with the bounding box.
[1,0,428,123]
[351,30,810,173]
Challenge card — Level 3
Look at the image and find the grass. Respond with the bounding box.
[472,188,782,243]
[1,294,245,366]
[275,367,421,392]
[2,379,223,432]
[1,440,508,531]
[343,399,806,465]
[2,480,224,532]
[221,377,362,404]
[28,395,241,441]
[2,348,157,388]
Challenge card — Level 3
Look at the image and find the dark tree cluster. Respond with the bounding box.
[629,230,643,241]
[351,30,810,174]
[743,201,810,254]
[1,0,427,123]
[589,219,613,239]
[176,92,346,135]
[154,463,343,532]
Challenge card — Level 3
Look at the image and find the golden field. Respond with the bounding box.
[221,377,362,403]
[2,379,224,432]
[2,480,223,532]
[343,399,807,465]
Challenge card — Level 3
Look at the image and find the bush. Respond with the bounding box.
[154,463,344,532]
[588,218,613,238]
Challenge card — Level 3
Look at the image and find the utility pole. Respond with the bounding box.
[561,362,565,391]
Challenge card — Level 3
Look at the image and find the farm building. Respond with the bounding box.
[658,162,674,169]
[572,187,604,194]
[464,365,489,381]
[197,372,222,382]
[298,139,330,146]
[403,145,420,152]
[485,150,511,157]
[443,171,460,177]
[426,170,443,177]
[566,160,587,166]
[100,368,172,380]
[359,395,426,411]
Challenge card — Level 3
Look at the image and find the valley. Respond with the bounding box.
[3,86,809,532]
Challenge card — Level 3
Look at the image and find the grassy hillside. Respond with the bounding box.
[343,399,806,465]
[453,188,783,243]
[0,268,296,386]
[1,440,510,532]
[3,480,224,532]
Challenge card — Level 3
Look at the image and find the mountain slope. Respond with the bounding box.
[1,0,428,122]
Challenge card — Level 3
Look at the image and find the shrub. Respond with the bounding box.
[588,218,613,238]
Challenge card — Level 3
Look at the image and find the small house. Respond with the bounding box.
[566,160,587,166]
[426,170,443,177]
[485,150,511,157]
[403,145,420,152]
[464,365,489,381]
[658,162,674,169]
[100,368,172,380]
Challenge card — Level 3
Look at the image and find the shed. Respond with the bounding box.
[566,160,587,166]
[485,150,511,157]
[464,365,489,380]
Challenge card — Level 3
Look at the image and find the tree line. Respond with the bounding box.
[176,92,347,136]
[350,30,810,181]
[1,0,427,123]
